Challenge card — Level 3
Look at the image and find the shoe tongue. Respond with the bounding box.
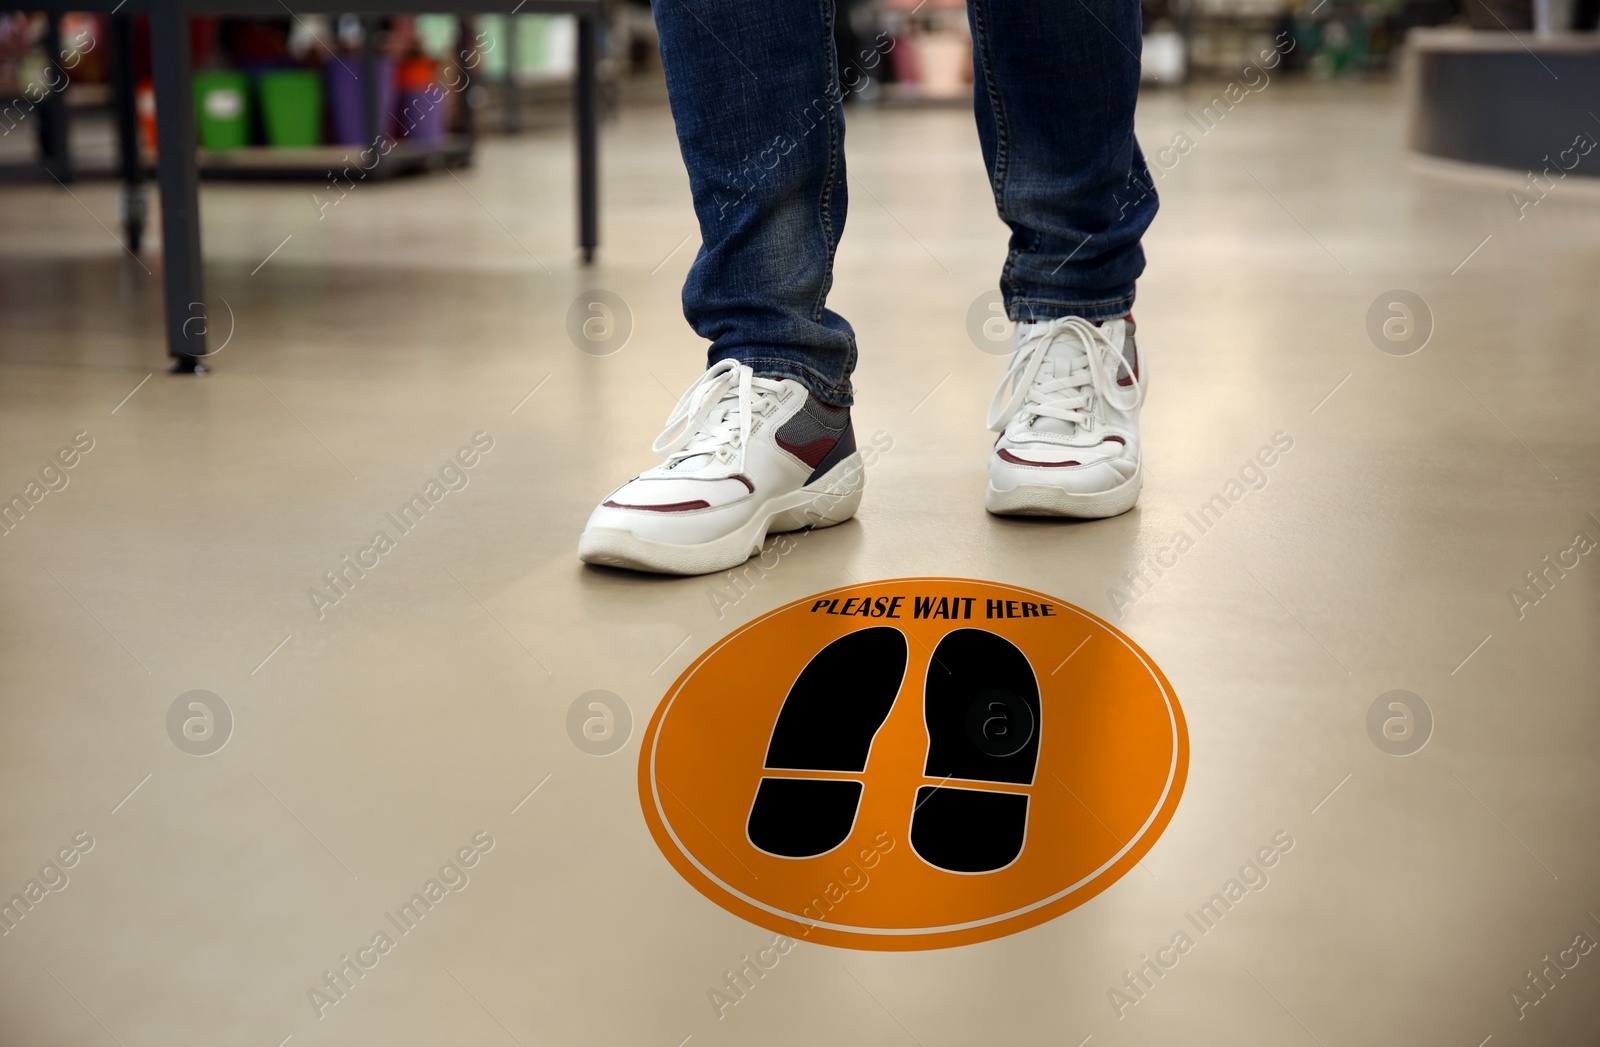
[1017,318,1128,439]
[666,431,729,472]
[665,389,745,472]
[1027,341,1090,438]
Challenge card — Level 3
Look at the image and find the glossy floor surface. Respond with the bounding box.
[2,79,1598,1046]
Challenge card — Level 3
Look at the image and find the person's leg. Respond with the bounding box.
[967,0,1155,321]
[972,2,1157,519]
[579,1,866,575]
[654,0,857,406]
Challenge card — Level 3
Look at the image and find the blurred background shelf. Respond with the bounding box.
[2,0,607,367]
[194,135,472,179]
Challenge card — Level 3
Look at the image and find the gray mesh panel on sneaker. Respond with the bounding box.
[1117,321,1139,386]
[774,398,850,470]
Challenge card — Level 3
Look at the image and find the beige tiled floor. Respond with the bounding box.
[1,78,1598,1046]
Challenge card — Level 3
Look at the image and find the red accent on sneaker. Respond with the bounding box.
[775,436,837,469]
[732,474,755,492]
[997,448,1081,467]
[602,499,711,513]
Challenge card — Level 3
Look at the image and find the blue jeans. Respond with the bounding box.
[655,0,1157,407]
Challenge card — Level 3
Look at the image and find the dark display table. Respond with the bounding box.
[15,0,604,368]
[1407,28,1600,178]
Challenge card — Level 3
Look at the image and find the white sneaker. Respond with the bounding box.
[985,315,1146,517]
[579,360,865,575]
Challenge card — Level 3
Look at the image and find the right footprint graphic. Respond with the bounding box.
[912,628,1041,874]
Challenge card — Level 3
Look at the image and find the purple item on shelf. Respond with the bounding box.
[396,87,449,142]
[325,57,396,146]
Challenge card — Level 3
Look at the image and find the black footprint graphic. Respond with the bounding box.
[911,628,1041,873]
[747,626,909,859]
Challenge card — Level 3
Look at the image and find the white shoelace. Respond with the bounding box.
[652,360,783,469]
[986,316,1143,436]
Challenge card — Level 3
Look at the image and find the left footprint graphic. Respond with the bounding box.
[747,626,909,858]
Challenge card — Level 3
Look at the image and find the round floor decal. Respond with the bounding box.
[638,578,1187,950]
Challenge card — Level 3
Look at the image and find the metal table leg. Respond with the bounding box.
[110,14,146,253]
[148,4,208,370]
[575,11,598,265]
[38,13,71,182]
[503,12,521,134]
[361,15,381,149]
[457,15,476,151]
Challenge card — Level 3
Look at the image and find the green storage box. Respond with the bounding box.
[258,70,323,148]
[193,71,250,150]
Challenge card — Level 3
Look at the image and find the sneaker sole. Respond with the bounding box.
[578,453,865,576]
[984,469,1141,519]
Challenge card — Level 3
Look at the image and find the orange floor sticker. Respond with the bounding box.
[638,578,1187,950]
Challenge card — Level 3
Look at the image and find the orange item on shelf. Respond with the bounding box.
[135,78,156,154]
[397,56,437,89]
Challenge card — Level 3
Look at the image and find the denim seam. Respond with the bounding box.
[811,0,857,399]
[813,0,842,327]
[971,0,1018,301]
